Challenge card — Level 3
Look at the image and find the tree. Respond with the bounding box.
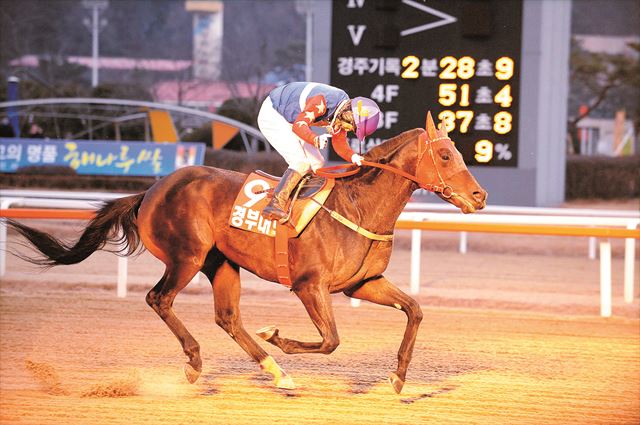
[220,0,305,123]
[0,0,90,90]
[568,38,640,154]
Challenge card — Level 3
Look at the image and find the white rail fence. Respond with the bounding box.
[396,211,639,317]
[1,189,638,317]
[405,202,639,259]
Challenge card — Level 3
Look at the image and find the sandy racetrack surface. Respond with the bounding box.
[1,201,639,424]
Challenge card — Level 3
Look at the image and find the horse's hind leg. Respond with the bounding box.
[344,275,423,394]
[257,283,340,354]
[146,263,203,384]
[208,260,294,390]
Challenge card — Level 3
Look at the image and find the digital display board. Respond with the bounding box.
[330,0,522,167]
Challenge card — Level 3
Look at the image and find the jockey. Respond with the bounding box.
[258,81,381,221]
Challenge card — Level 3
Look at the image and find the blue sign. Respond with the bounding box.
[0,138,206,176]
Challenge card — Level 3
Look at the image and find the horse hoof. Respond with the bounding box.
[275,374,295,390]
[256,325,277,341]
[388,372,404,394]
[184,363,201,384]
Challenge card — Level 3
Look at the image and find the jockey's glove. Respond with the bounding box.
[351,154,364,166]
[314,134,331,149]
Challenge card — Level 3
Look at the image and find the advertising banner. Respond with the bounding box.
[0,138,205,176]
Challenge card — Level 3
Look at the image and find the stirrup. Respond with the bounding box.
[261,170,305,224]
[277,175,310,224]
[262,202,287,221]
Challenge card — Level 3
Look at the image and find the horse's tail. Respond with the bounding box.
[6,192,146,267]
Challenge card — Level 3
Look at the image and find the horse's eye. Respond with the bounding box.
[437,148,451,162]
[437,148,451,161]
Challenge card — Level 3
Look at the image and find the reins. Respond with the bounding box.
[314,133,455,199]
[304,132,458,242]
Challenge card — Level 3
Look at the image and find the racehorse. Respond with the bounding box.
[5,113,486,394]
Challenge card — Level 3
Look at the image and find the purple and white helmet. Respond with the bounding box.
[351,97,380,141]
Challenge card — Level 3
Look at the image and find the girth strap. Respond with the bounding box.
[274,224,294,287]
[272,195,393,288]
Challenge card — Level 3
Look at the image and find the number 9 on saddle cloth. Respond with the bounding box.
[228,170,334,238]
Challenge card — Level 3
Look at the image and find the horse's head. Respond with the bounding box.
[415,112,487,213]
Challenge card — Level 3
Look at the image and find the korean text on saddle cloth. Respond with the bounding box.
[229,175,278,237]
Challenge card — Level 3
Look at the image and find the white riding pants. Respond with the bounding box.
[257,97,325,175]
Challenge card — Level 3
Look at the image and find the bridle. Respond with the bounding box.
[315,131,463,199]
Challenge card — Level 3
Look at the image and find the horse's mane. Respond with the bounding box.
[364,128,425,162]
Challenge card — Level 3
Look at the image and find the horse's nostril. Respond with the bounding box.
[473,190,487,203]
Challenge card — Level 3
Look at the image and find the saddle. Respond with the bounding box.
[255,170,328,201]
[228,170,334,238]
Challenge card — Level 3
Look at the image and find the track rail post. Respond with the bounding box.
[410,229,422,295]
[599,239,612,317]
[624,223,636,303]
[117,256,128,298]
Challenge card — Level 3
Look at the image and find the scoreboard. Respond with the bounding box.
[330,0,523,167]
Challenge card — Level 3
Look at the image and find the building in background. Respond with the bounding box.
[186,0,223,81]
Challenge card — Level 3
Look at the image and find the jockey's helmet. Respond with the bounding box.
[351,97,381,140]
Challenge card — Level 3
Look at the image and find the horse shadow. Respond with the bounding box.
[195,338,492,400]
[198,359,299,398]
[341,347,492,399]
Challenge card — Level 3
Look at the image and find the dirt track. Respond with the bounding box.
[1,203,639,425]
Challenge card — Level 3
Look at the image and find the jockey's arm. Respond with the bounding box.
[331,130,356,163]
[292,94,328,147]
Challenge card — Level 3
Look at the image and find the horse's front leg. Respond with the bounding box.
[209,260,294,390]
[257,283,340,354]
[344,275,423,394]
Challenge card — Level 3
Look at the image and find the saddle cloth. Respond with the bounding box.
[228,170,335,237]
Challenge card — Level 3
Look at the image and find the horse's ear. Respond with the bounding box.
[438,121,448,138]
[425,111,438,140]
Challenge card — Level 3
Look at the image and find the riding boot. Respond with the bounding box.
[262,168,303,221]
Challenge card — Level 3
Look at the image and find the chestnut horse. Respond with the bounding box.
[6,113,486,394]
